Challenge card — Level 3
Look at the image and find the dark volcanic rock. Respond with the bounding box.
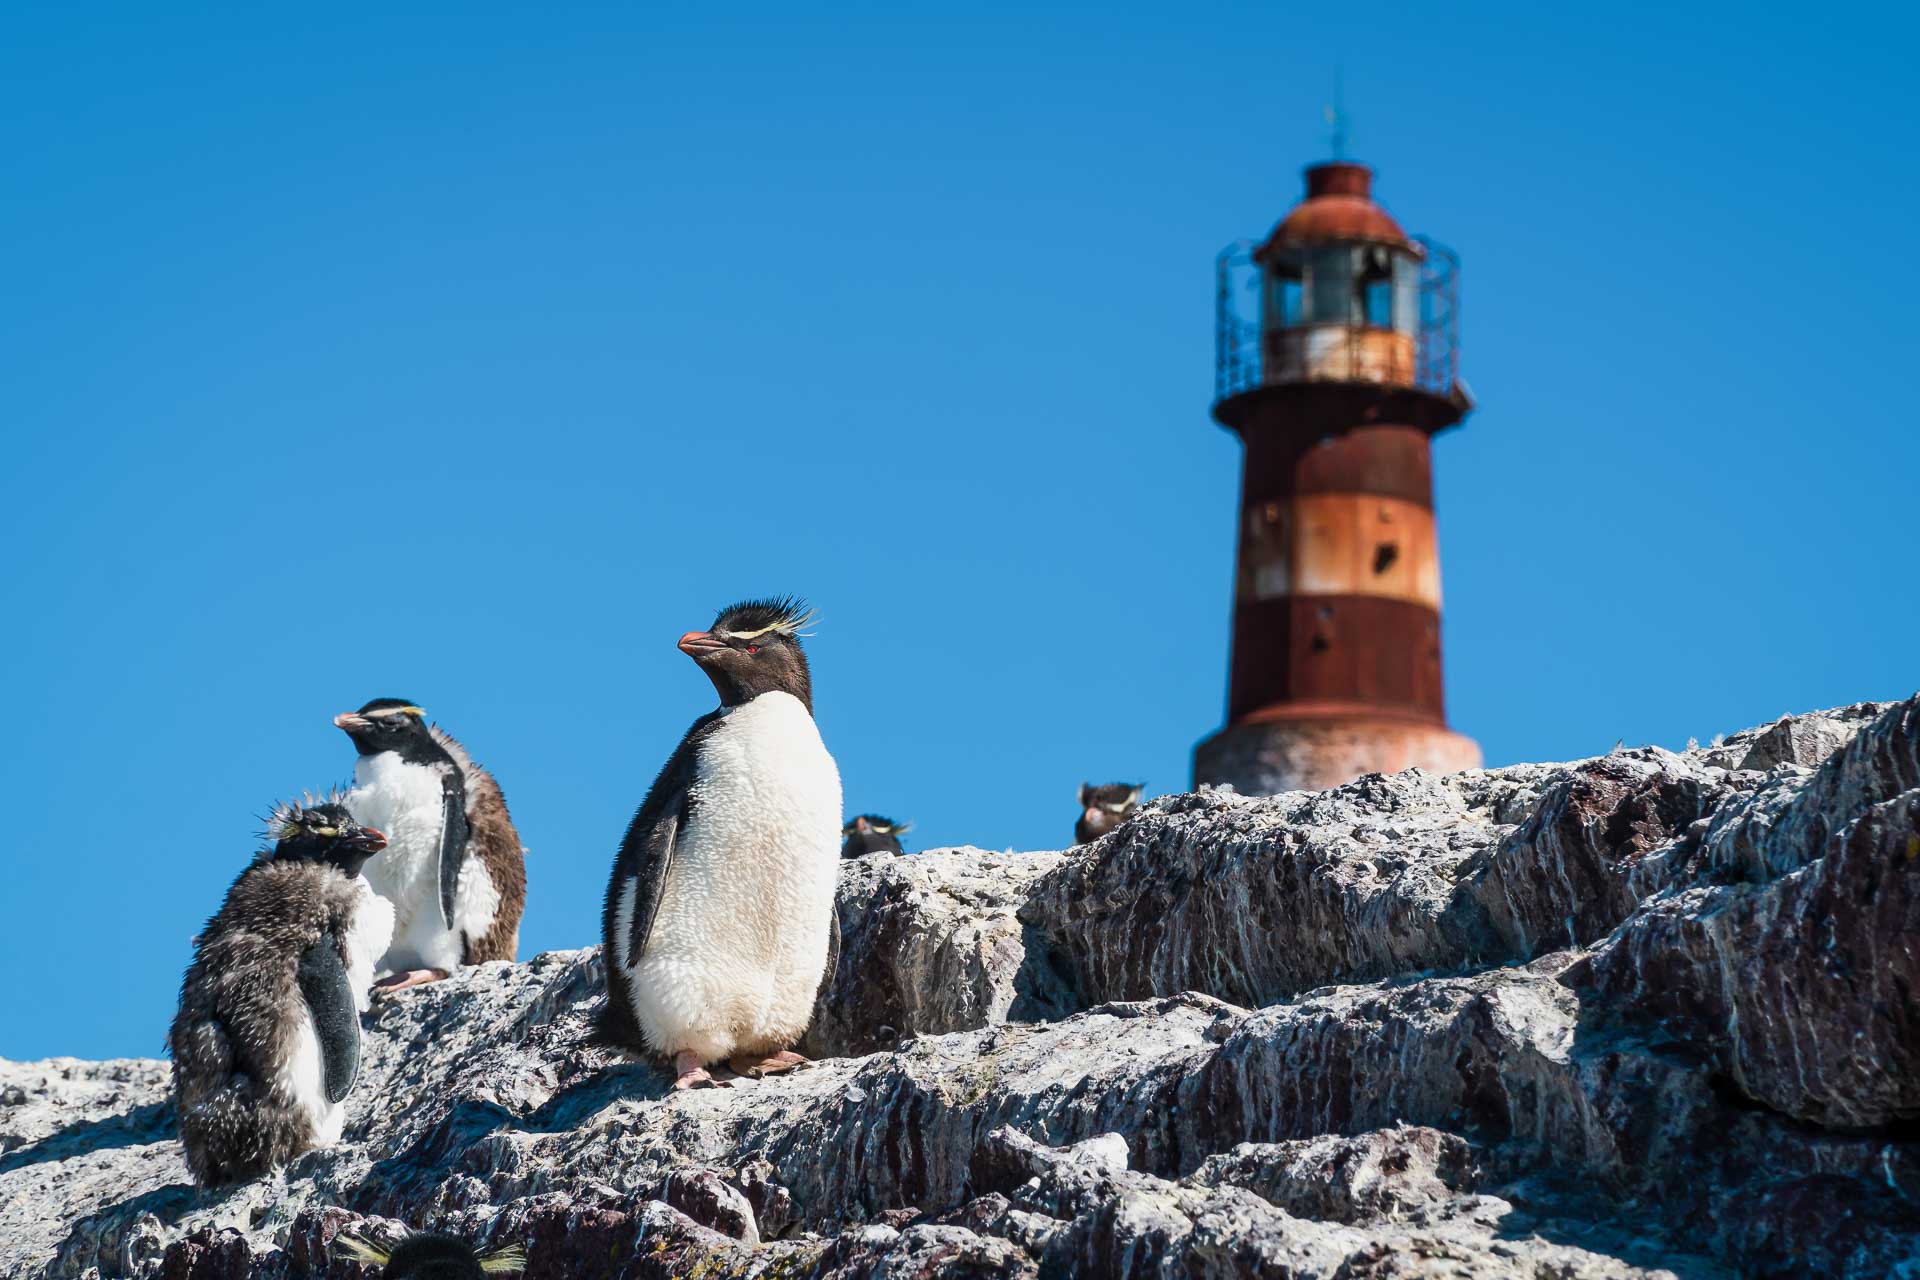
[1583,790,1920,1128]
[2,698,1915,1278]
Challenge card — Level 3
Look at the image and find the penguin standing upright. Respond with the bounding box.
[334,700,527,992]
[841,814,910,857]
[599,596,843,1090]
[170,799,395,1187]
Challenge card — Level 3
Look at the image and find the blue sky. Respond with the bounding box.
[3,3,1914,1060]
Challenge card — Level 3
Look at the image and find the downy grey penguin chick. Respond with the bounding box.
[335,699,527,992]
[599,597,843,1090]
[841,814,910,857]
[335,1229,526,1277]
[169,800,395,1187]
[1075,782,1142,844]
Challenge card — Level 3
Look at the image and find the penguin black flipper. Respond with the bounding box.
[598,711,727,1051]
[438,768,470,931]
[625,766,691,963]
[295,938,361,1104]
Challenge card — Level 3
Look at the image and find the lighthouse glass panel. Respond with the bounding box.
[1358,246,1394,328]
[1264,256,1303,328]
[1304,248,1354,324]
[1392,255,1419,334]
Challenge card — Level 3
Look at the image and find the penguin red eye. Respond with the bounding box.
[746,645,759,655]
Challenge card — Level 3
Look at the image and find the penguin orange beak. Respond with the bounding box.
[344,827,388,853]
[333,712,371,732]
[855,817,872,834]
[677,631,728,656]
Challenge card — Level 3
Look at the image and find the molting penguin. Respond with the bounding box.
[169,799,395,1187]
[841,814,910,858]
[1075,782,1142,844]
[599,596,843,1090]
[335,1229,526,1278]
[334,700,527,992]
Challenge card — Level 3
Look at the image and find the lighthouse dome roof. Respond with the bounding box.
[1256,161,1415,257]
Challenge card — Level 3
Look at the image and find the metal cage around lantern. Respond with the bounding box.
[1214,234,1461,404]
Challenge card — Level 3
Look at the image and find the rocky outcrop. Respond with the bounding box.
[1,698,1915,1278]
[802,848,1073,1060]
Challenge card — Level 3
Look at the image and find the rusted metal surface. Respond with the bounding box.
[1238,494,1441,608]
[1194,715,1482,795]
[1226,594,1447,724]
[1265,326,1416,387]
[1219,382,1468,439]
[1255,162,1413,252]
[1241,423,1434,507]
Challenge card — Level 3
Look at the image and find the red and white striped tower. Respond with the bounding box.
[1194,160,1480,795]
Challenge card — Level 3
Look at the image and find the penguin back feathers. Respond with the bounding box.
[168,855,369,1187]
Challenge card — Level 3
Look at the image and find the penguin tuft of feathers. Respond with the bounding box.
[169,800,394,1187]
[258,789,351,854]
[335,1229,527,1277]
[710,595,820,640]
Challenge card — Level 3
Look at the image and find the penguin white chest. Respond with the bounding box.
[625,691,842,1062]
[280,880,392,1146]
[346,753,459,973]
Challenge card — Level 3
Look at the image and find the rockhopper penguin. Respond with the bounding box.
[334,1229,526,1277]
[169,799,395,1187]
[599,596,843,1090]
[335,699,527,992]
[1075,782,1142,844]
[841,814,910,857]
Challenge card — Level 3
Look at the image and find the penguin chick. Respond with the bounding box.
[335,1229,526,1278]
[335,699,527,993]
[599,596,843,1091]
[1075,782,1143,844]
[169,800,395,1187]
[841,814,910,858]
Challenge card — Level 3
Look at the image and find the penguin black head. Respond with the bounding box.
[335,1229,526,1278]
[678,596,818,712]
[266,799,388,877]
[333,698,438,762]
[842,814,910,858]
[1075,782,1143,844]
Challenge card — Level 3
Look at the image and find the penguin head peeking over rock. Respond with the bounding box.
[842,814,910,857]
[335,1229,526,1278]
[268,801,387,875]
[676,595,819,712]
[1075,782,1143,844]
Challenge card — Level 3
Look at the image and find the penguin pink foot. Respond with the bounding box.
[672,1050,723,1090]
[728,1049,810,1079]
[372,968,449,994]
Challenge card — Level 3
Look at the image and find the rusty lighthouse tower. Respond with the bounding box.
[1194,158,1481,794]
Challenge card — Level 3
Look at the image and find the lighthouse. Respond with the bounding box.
[1194,159,1481,795]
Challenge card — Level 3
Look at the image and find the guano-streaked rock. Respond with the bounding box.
[0,697,1914,1278]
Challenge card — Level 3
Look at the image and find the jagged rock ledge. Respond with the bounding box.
[3,697,1917,1278]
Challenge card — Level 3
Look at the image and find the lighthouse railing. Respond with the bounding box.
[1213,236,1462,403]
